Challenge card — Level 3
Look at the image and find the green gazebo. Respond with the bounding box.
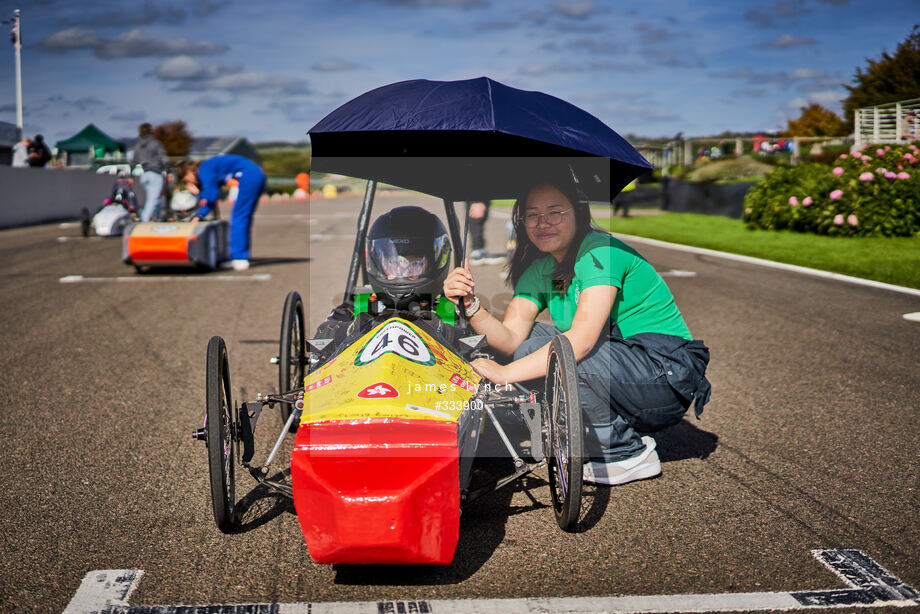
[55,124,122,166]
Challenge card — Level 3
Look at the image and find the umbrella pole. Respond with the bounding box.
[457,202,471,328]
[344,179,376,305]
[461,201,471,263]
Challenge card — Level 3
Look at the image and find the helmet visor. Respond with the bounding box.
[367,234,449,284]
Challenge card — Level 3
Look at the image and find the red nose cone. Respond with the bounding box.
[291,419,460,565]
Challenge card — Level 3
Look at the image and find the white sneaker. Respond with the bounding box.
[583,436,661,486]
[220,259,250,271]
[469,249,506,265]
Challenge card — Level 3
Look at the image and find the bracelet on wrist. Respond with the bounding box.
[464,295,481,317]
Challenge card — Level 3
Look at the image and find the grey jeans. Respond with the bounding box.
[139,171,165,222]
[514,322,691,462]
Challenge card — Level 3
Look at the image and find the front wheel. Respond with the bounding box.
[278,291,306,431]
[206,336,237,532]
[544,334,584,531]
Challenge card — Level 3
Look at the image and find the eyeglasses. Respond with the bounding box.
[521,208,572,228]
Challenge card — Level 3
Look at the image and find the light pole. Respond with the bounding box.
[11,8,22,135]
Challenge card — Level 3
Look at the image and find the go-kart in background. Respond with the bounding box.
[0,192,917,611]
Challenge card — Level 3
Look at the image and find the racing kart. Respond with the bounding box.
[122,198,227,272]
[193,76,652,565]
[80,175,139,238]
[193,181,585,565]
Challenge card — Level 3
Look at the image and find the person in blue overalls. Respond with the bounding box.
[177,155,266,271]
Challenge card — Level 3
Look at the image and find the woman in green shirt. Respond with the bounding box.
[443,177,710,486]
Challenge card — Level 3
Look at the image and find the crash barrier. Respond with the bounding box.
[612,184,662,209]
[612,179,755,219]
[0,166,145,229]
[661,179,754,218]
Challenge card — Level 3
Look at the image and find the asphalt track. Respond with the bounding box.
[0,193,918,613]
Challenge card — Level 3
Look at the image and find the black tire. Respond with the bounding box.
[80,208,91,237]
[544,334,584,531]
[206,336,237,532]
[278,291,306,430]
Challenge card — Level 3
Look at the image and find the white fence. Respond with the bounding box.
[855,97,920,147]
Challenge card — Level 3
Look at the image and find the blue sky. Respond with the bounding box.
[1,0,917,145]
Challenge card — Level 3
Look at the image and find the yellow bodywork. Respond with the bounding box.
[301,318,481,425]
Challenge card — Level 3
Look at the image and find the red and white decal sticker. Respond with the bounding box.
[449,373,476,393]
[357,382,399,399]
[305,375,331,393]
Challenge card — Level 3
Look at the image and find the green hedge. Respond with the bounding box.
[743,143,920,236]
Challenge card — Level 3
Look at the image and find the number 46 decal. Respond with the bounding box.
[355,320,436,366]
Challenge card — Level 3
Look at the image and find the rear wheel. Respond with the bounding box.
[279,291,306,430]
[206,336,237,532]
[544,334,583,531]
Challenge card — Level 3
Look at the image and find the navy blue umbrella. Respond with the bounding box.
[308,77,652,202]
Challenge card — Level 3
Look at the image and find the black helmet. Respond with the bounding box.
[365,206,451,304]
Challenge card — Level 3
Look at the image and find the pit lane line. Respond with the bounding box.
[64,550,919,614]
[59,274,271,283]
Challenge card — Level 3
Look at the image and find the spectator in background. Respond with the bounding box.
[11,137,29,167]
[468,200,504,265]
[177,154,266,271]
[27,134,51,167]
[131,123,170,222]
[902,112,918,141]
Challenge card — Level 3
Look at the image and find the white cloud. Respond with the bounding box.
[312,59,361,72]
[552,0,597,18]
[766,34,816,48]
[190,94,237,108]
[787,68,826,80]
[38,28,101,49]
[149,56,242,80]
[518,62,579,75]
[173,72,310,96]
[110,110,148,122]
[38,28,227,58]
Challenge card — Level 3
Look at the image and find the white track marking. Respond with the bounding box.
[58,236,105,242]
[59,222,80,228]
[310,233,356,241]
[66,550,918,614]
[63,569,143,614]
[614,233,920,297]
[903,312,920,322]
[60,274,271,283]
[659,269,697,277]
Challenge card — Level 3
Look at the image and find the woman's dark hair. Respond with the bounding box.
[505,172,600,293]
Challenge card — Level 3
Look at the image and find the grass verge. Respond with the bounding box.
[598,212,920,290]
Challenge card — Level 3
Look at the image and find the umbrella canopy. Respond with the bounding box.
[308,77,653,202]
[55,123,121,153]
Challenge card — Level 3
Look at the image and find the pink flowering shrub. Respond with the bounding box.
[743,143,920,236]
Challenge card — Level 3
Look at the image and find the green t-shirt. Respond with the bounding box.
[513,231,691,340]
